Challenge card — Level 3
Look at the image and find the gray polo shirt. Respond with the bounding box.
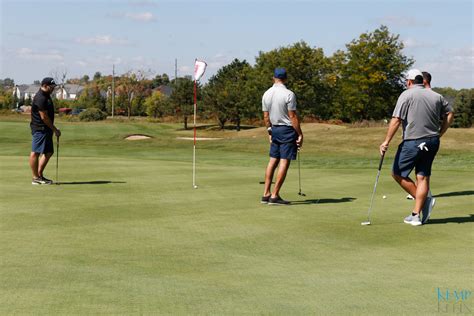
[392,85,453,140]
[262,83,297,126]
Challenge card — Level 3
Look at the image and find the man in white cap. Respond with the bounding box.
[380,69,453,226]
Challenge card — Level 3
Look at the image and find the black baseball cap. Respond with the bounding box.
[41,77,57,86]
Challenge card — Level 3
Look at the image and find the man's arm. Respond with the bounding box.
[439,112,454,137]
[263,111,272,143]
[39,111,61,137]
[288,110,303,148]
[379,117,401,155]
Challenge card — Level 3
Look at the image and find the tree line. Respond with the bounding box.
[0,26,472,128]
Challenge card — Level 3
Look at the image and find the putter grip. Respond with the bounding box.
[378,152,385,171]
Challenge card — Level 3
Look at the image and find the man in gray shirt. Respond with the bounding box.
[380,69,454,226]
[261,68,303,205]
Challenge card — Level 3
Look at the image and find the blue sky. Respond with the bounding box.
[1,0,472,88]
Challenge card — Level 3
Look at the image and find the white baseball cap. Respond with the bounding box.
[405,69,423,80]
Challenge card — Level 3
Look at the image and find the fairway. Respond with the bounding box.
[1,117,473,314]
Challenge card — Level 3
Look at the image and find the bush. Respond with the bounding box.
[79,108,107,121]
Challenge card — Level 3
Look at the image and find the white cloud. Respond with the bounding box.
[108,11,156,22]
[179,66,191,73]
[402,37,436,49]
[75,35,129,46]
[125,12,155,22]
[17,48,64,62]
[376,16,431,28]
[207,53,233,70]
[415,46,474,88]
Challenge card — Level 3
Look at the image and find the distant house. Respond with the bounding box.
[23,85,41,100]
[12,84,30,99]
[154,85,173,97]
[55,84,85,100]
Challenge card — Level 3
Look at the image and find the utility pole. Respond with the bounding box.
[175,58,178,82]
[112,64,115,118]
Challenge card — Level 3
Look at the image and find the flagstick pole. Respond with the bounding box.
[193,79,197,189]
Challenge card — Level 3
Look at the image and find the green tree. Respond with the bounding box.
[170,77,199,129]
[452,89,473,128]
[117,71,148,119]
[204,59,254,130]
[93,72,102,81]
[337,25,413,121]
[152,74,170,88]
[144,91,171,118]
[0,87,15,109]
[77,85,106,111]
[254,41,333,119]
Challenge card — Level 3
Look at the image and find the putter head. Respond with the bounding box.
[361,221,371,226]
[298,192,306,196]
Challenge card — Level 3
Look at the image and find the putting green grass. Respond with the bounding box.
[0,116,473,314]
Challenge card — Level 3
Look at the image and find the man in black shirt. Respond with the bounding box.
[29,77,61,185]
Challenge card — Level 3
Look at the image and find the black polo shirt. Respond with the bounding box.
[30,89,55,133]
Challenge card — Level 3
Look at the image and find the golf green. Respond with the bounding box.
[0,117,472,314]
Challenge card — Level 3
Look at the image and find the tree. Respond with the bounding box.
[81,75,90,84]
[254,41,333,119]
[452,89,473,128]
[203,59,254,130]
[170,77,198,129]
[144,91,171,118]
[77,85,106,111]
[337,25,413,121]
[0,78,14,87]
[117,70,149,119]
[93,72,102,81]
[152,74,170,88]
[0,87,14,109]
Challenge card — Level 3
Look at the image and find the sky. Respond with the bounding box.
[0,0,472,88]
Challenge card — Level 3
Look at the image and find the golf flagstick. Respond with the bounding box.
[56,135,59,185]
[192,59,207,189]
[361,152,385,226]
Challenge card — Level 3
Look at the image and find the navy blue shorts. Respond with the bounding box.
[393,137,440,177]
[32,131,54,154]
[269,126,298,160]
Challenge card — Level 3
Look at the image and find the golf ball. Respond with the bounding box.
[193,185,198,189]
[383,195,387,199]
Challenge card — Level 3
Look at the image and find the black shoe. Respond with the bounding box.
[32,177,45,185]
[40,176,53,185]
[261,195,271,204]
[268,196,290,205]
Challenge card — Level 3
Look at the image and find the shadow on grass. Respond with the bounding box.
[433,190,474,198]
[58,181,126,185]
[290,197,356,205]
[427,214,473,225]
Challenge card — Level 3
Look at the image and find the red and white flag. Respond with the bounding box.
[194,59,207,81]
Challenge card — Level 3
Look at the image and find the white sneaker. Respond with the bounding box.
[404,213,422,226]
[406,194,415,200]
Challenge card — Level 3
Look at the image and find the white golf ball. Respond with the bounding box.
[193,185,198,189]
[383,195,387,199]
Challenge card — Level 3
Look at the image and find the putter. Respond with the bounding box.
[297,148,306,196]
[55,135,60,185]
[361,152,385,226]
